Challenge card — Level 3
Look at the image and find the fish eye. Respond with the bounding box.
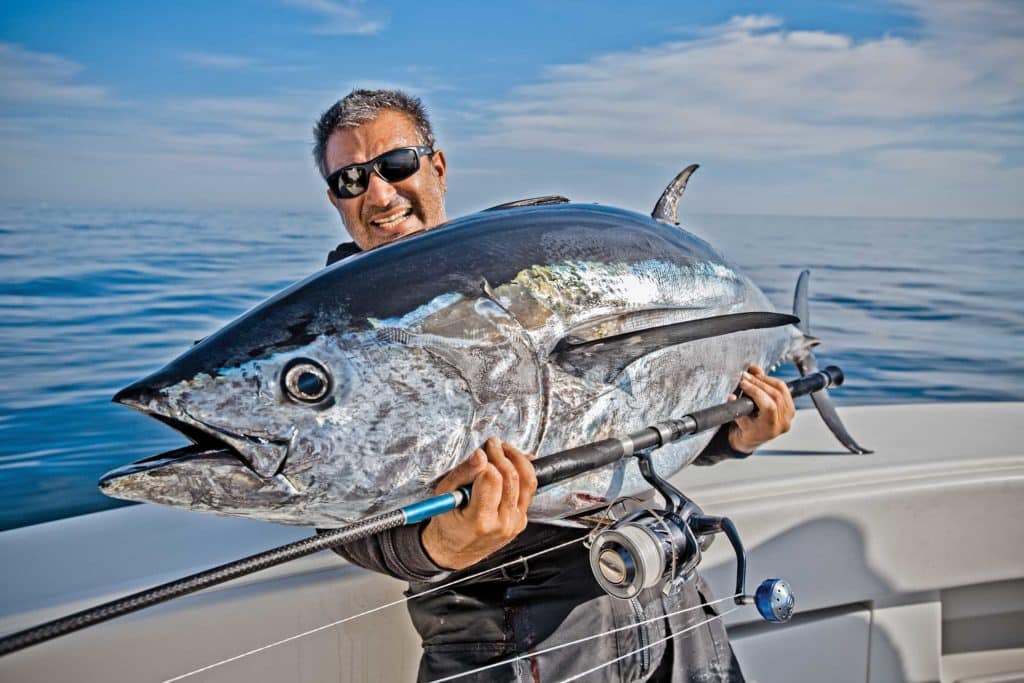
[282,358,332,404]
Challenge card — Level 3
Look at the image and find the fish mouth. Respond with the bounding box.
[179,409,292,478]
[103,378,302,516]
[154,412,247,456]
[112,381,291,479]
[98,442,301,518]
[100,443,243,487]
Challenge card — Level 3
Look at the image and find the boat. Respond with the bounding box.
[1,400,1021,682]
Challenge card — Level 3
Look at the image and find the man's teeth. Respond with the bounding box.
[372,210,411,227]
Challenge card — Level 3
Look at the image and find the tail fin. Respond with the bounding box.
[792,270,873,454]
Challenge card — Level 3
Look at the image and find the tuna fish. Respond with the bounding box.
[102,166,866,526]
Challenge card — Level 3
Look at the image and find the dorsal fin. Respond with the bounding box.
[553,310,798,383]
[652,164,699,225]
[484,196,570,211]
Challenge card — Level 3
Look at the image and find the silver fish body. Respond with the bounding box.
[104,203,805,526]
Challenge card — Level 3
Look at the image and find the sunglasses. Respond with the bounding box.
[326,145,434,199]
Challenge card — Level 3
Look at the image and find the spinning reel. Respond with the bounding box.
[588,445,794,623]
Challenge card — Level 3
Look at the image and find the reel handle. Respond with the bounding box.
[753,579,795,623]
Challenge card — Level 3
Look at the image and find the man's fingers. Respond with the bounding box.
[434,449,487,494]
[740,367,795,436]
[753,375,784,411]
[740,371,776,414]
[741,370,770,409]
[483,437,520,521]
[504,443,538,514]
[463,463,503,527]
[745,368,790,407]
[764,375,796,419]
[746,368,795,421]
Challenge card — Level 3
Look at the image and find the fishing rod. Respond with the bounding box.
[0,366,846,657]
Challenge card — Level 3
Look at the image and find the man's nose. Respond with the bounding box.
[363,170,397,208]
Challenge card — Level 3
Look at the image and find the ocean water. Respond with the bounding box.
[0,207,1021,531]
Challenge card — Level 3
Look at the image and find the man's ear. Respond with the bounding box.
[431,149,448,192]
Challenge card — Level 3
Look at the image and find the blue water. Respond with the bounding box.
[1,207,1021,531]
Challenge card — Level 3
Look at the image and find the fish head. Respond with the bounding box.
[102,267,479,526]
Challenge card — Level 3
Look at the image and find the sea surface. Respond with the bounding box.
[1,207,1021,531]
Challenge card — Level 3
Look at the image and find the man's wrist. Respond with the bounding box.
[420,519,460,570]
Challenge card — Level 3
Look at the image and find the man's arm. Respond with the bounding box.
[695,365,797,465]
[327,520,450,583]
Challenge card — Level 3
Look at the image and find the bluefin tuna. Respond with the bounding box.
[102,166,867,526]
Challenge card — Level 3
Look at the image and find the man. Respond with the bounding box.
[314,89,795,682]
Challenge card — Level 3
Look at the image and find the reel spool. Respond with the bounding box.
[588,450,795,624]
[589,511,699,600]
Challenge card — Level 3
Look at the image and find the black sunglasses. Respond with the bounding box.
[326,145,434,199]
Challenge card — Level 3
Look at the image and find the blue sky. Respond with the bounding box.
[1,0,1022,218]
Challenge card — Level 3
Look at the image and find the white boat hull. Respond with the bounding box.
[1,402,1022,682]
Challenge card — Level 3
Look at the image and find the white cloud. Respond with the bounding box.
[282,0,387,36]
[719,15,783,33]
[177,51,257,70]
[0,42,112,106]
[786,31,852,50]
[480,1,1023,160]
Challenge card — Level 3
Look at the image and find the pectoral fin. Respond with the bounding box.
[553,311,798,382]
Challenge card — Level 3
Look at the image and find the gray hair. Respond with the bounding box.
[313,89,436,179]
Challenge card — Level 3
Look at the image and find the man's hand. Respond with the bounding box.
[728,365,796,454]
[421,437,537,571]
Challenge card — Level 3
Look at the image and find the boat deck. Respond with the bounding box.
[1,402,1022,682]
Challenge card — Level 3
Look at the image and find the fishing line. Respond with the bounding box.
[429,592,742,683]
[556,605,743,683]
[163,534,590,683]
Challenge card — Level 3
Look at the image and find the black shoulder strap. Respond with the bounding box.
[326,241,362,266]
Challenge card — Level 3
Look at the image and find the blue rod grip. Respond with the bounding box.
[400,487,470,525]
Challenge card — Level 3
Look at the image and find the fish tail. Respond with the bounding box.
[790,270,873,454]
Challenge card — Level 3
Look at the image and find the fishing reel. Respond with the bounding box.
[588,448,794,623]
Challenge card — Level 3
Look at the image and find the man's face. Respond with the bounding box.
[325,110,448,250]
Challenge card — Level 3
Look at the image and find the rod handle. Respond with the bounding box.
[790,365,844,395]
[689,366,842,433]
[534,438,629,489]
